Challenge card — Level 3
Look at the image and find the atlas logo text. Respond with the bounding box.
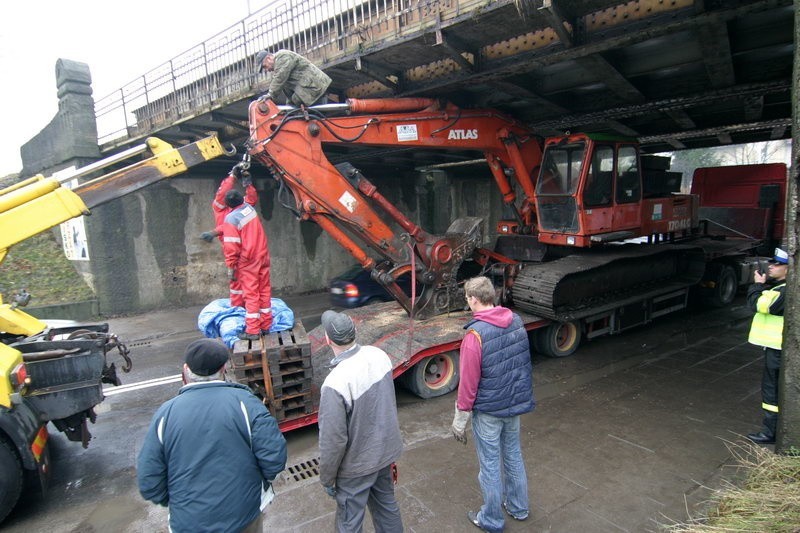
[448,129,478,140]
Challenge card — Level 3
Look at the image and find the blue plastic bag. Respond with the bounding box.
[197,298,295,348]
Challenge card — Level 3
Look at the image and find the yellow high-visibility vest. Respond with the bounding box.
[748,283,785,350]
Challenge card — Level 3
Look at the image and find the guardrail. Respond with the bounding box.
[94,0,429,147]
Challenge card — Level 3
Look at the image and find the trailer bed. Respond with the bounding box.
[231,302,548,432]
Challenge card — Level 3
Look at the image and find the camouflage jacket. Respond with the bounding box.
[267,49,332,106]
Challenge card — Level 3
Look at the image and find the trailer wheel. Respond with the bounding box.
[535,321,581,357]
[400,351,460,399]
[0,438,23,523]
[707,264,738,308]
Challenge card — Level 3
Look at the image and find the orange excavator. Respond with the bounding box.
[235,97,778,429]
[247,98,762,325]
[248,97,543,319]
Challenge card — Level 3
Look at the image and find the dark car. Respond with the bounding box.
[329,265,414,308]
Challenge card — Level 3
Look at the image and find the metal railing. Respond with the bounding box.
[94,0,469,147]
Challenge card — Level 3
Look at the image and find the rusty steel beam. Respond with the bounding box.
[664,109,697,130]
[433,29,475,73]
[607,120,639,137]
[355,56,400,91]
[210,111,249,132]
[575,54,646,103]
[638,118,792,143]
[398,0,790,97]
[481,80,568,113]
[538,0,574,47]
[529,80,789,131]
[696,19,736,88]
[666,138,687,149]
[743,95,765,122]
[770,125,787,139]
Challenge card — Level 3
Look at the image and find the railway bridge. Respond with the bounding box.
[16,0,796,316]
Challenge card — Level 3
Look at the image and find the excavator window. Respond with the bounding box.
[583,145,614,207]
[536,142,584,196]
[616,145,641,204]
[536,141,584,233]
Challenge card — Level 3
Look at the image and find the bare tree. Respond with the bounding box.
[725,140,790,165]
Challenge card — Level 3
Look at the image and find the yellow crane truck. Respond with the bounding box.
[0,134,232,522]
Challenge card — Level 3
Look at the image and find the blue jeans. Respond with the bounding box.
[472,411,529,532]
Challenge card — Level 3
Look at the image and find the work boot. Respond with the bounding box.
[238,331,261,341]
[747,431,775,444]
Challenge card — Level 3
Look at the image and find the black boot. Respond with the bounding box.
[746,431,775,444]
[238,331,261,341]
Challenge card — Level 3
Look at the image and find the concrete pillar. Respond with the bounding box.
[20,59,100,176]
[776,4,800,452]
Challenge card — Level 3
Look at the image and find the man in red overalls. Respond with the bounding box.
[201,163,258,308]
[220,189,272,340]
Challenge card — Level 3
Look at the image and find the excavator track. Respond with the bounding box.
[511,244,707,321]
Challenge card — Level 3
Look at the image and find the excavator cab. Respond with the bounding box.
[535,133,644,247]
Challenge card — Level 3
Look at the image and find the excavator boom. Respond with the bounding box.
[247,98,543,318]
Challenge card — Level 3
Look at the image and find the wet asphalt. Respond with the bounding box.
[2,292,766,532]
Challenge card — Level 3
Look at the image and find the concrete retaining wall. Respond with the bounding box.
[81,167,505,316]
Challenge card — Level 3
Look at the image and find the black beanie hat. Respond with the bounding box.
[184,339,229,376]
[224,189,244,208]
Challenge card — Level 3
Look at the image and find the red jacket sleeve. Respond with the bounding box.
[244,184,258,207]
[212,175,236,226]
[457,330,482,411]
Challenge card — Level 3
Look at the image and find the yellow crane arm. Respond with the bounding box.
[0,133,233,337]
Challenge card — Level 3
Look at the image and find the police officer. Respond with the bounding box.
[746,247,789,445]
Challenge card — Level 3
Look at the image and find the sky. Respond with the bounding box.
[0,0,274,177]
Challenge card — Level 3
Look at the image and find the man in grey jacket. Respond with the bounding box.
[256,49,332,106]
[318,310,404,532]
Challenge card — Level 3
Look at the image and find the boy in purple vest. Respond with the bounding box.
[452,276,535,532]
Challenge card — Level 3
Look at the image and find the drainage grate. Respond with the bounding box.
[287,457,320,482]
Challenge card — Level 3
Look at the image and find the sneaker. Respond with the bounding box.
[747,431,775,445]
[467,511,489,532]
[502,501,529,521]
[238,331,261,341]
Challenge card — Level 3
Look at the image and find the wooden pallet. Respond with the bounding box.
[230,321,315,422]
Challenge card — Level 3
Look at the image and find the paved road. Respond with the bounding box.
[2,294,765,532]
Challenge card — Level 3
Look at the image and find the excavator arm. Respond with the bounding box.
[247,98,542,318]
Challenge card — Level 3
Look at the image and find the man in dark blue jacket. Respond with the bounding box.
[137,339,287,532]
[452,276,535,533]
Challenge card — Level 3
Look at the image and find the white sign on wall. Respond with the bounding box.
[56,173,90,261]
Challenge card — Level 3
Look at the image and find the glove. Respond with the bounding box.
[323,485,336,498]
[241,171,252,188]
[227,268,237,281]
[200,231,217,242]
[230,163,242,179]
[451,402,471,445]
